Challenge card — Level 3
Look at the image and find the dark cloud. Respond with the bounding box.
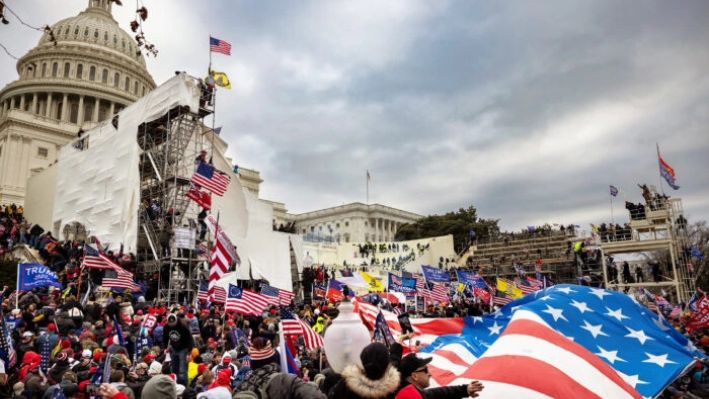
[2,0,708,231]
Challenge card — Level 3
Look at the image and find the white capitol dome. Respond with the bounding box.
[0,0,155,126]
[0,0,156,205]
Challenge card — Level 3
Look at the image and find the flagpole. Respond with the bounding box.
[278,321,289,373]
[656,143,665,195]
[15,263,20,310]
[610,194,614,225]
[366,170,369,204]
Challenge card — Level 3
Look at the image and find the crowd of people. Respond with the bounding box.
[1,201,708,398]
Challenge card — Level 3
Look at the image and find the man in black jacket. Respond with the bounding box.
[162,313,194,386]
[396,353,483,399]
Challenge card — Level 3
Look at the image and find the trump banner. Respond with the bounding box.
[388,273,417,294]
[421,265,451,283]
[17,263,62,291]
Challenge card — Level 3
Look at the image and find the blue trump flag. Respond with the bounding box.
[17,263,62,291]
[421,265,450,283]
[422,284,704,398]
[388,273,417,294]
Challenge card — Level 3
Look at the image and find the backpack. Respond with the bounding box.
[233,373,276,399]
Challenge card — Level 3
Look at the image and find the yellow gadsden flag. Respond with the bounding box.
[360,271,385,292]
[496,278,523,299]
[210,70,232,90]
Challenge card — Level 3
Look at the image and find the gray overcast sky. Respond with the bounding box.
[1,1,708,231]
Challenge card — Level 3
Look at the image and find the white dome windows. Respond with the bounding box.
[124,76,129,91]
[63,63,70,78]
[89,66,96,81]
[76,64,83,79]
[51,62,58,78]
[113,72,119,87]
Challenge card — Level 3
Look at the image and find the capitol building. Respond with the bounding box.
[0,0,422,243]
[0,0,155,205]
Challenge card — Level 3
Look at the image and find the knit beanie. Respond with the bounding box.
[143,375,176,399]
[359,342,390,380]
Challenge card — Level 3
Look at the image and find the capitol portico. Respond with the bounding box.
[0,0,155,205]
[287,203,422,244]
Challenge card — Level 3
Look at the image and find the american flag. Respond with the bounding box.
[212,285,227,304]
[421,285,703,398]
[260,284,295,306]
[313,284,326,299]
[209,36,232,55]
[225,284,270,316]
[0,307,16,368]
[81,244,116,270]
[462,310,642,398]
[515,277,538,295]
[526,276,544,289]
[352,297,465,347]
[84,246,139,291]
[420,282,449,304]
[197,281,210,302]
[493,291,513,306]
[191,162,230,196]
[280,308,323,349]
[414,275,425,291]
[208,217,236,301]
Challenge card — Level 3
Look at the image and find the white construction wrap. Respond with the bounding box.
[52,74,201,251]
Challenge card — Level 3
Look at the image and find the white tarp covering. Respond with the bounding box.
[227,190,295,291]
[52,74,201,251]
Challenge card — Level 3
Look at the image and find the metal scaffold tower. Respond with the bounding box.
[136,101,214,304]
[600,197,695,303]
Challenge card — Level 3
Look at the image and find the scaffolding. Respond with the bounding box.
[600,197,695,302]
[136,100,214,304]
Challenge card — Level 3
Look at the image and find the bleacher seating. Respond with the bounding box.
[467,231,579,283]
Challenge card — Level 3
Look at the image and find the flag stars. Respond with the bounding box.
[471,316,483,324]
[488,321,503,335]
[581,320,609,339]
[570,299,593,314]
[652,317,670,331]
[642,353,677,368]
[596,346,626,364]
[554,286,575,295]
[542,305,568,322]
[589,287,610,300]
[618,372,649,389]
[625,327,654,345]
[605,307,630,322]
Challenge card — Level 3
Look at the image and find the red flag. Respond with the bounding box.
[686,296,709,332]
[186,185,211,210]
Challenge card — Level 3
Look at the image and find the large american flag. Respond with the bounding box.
[463,310,642,398]
[421,285,703,398]
[280,308,323,350]
[191,162,230,196]
[260,284,295,306]
[207,217,237,301]
[209,36,232,55]
[225,284,270,316]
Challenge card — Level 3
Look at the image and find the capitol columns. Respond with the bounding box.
[31,93,38,114]
[19,95,25,111]
[45,93,53,118]
[77,95,85,123]
[108,101,114,116]
[92,97,99,122]
[61,94,69,122]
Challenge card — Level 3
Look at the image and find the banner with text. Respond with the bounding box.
[18,263,62,291]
